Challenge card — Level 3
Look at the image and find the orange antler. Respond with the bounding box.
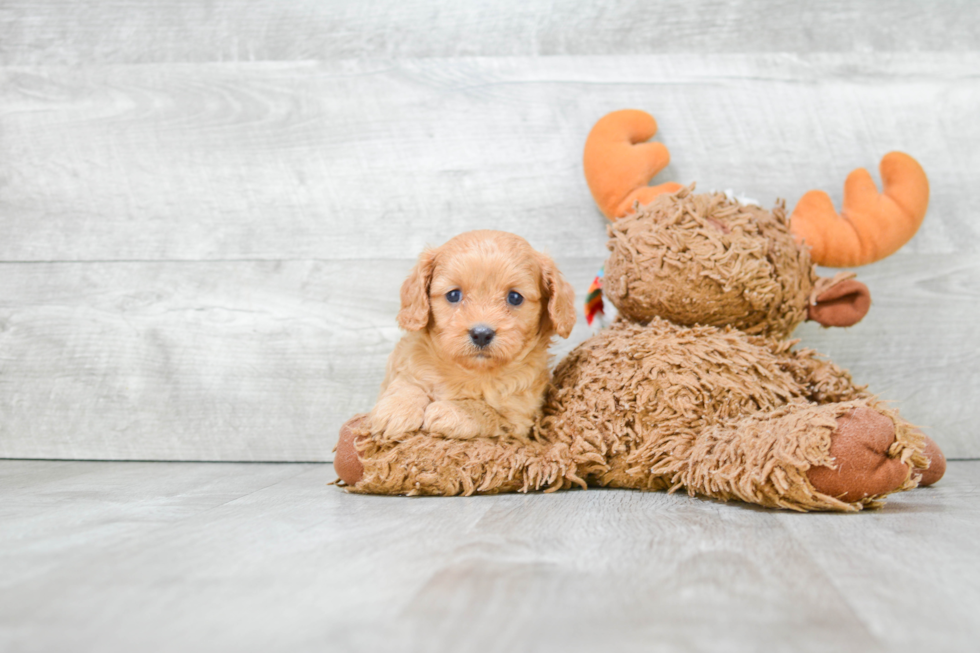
[790,152,929,267]
[583,110,683,220]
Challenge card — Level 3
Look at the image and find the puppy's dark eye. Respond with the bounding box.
[507,291,524,306]
[445,289,462,303]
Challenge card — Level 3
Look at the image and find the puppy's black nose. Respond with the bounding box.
[469,325,495,349]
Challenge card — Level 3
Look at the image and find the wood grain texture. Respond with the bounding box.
[2,1,978,462]
[1,55,977,261]
[0,257,603,461]
[0,258,404,461]
[0,0,976,64]
[1,459,978,652]
[0,254,976,461]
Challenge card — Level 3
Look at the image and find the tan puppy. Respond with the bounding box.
[370,230,576,441]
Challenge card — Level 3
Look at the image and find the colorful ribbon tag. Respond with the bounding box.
[585,266,605,326]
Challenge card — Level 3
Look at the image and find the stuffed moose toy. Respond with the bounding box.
[335,109,945,511]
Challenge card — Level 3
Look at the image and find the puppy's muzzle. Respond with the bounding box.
[468,325,496,349]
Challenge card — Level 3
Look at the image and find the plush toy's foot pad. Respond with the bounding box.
[919,435,946,487]
[335,415,368,486]
[807,407,909,503]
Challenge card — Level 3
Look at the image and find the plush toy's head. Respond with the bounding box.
[584,110,929,339]
[603,188,815,338]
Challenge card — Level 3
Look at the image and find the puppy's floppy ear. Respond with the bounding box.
[398,249,437,331]
[537,252,576,338]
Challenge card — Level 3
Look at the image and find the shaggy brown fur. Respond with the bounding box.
[536,317,926,511]
[347,314,926,510]
[337,109,942,508]
[338,190,935,511]
[605,191,816,338]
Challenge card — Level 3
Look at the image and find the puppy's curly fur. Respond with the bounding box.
[369,230,575,441]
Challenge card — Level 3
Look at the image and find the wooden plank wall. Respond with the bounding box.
[1,1,977,461]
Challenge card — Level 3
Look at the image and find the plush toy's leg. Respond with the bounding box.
[805,406,919,503]
[652,400,928,511]
[333,415,583,496]
[786,350,946,488]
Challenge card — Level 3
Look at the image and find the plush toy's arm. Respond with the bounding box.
[335,415,584,496]
[583,110,683,219]
[790,152,929,267]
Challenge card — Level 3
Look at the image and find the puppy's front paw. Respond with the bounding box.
[370,396,426,439]
[423,401,481,439]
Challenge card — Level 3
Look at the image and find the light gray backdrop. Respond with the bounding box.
[1,1,977,461]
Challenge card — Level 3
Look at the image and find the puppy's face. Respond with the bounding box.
[398,230,575,370]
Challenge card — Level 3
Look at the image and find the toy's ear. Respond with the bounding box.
[808,278,871,327]
[538,253,576,338]
[397,249,437,331]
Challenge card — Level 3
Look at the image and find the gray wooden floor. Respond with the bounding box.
[1,459,978,653]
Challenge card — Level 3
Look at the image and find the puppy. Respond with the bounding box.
[369,230,576,441]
